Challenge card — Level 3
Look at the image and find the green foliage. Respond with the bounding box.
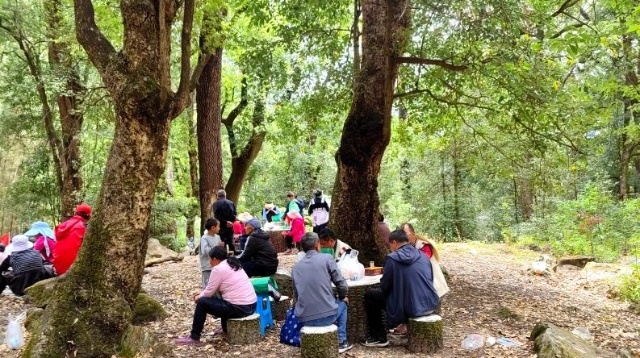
[619,265,640,303]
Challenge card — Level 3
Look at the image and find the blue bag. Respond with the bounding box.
[279,308,304,347]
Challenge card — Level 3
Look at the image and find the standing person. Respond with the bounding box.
[53,203,91,275]
[0,235,50,296]
[212,189,237,253]
[24,221,57,263]
[361,230,439,347]
[292,232,353,353]
[318,228,352,261]
[237,218,279,277]
[308,189,330,233]
[282,211,305,254]
[283,191,305,218]
[199,218,222,288]
[175,246,257,345]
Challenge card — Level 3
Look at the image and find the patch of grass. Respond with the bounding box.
[494,306,521,321]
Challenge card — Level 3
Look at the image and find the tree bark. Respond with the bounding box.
[23,0,201,356]
[197,48,224,228]
[186,95,198,240]
[225,98,267,203]
[329,0,411,265]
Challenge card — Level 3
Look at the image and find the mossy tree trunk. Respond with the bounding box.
[329,0,411,265]
[23,0,208,356]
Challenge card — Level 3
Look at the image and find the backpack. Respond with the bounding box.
[295,198,305,215]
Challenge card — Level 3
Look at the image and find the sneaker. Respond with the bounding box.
[268,283,282,302]
[360,337,389,347]
[339,341,354,353]
[174,336,204,346]
[390,324,407,335]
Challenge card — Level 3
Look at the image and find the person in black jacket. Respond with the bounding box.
[212,189,237,253]
[0,235,52,296]
[237,218,279,277]
[361,229,439,348]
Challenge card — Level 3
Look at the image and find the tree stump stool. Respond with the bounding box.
[227,313,261,345]
[407,314,443,354]
[272,295,291,322]
[300,325,339,358]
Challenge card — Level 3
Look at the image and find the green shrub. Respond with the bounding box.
[620,265,640,304]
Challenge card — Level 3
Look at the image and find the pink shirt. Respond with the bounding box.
[199,260,256,305]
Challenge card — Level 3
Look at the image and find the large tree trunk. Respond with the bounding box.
[23,0,203,356]
[186,95,199,240]
[225,98,267,203]
[197,48,224,227]
[329,0,410,265]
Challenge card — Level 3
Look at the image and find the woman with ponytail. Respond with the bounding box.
[175,246,257,345]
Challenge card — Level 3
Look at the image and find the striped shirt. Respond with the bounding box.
[0,250,44,274]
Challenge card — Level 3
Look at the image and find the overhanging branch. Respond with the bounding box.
[395,56,468,71]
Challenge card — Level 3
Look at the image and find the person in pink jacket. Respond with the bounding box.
[282,211,305,254]
[175,246,257,345]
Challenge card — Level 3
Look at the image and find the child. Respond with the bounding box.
[200,218,222,288]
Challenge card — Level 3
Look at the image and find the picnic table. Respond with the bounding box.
[337,275,382,343]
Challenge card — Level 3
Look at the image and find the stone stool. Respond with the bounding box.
[227,313,261,345]
[272,295,291,322]
[407,314,443,353]
[300,325,338,358]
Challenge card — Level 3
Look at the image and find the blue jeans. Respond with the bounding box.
[303,299,348,343]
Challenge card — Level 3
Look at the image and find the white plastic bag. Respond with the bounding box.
[5,312,26,350]
[430,258,450,298]
[337,250,365,280]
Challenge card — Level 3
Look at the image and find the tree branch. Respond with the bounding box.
[222,78,248,127]
[551,0,581,17]
[73,0,116,75]
[393,88,497,112]
[188,53,212,92]
[395,56,468,71]
[175,0,195,103]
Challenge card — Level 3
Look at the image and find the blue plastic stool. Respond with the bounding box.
[255,293,274,336]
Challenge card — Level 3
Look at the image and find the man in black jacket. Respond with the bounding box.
[212,189,237,253]
[237,218,279,277]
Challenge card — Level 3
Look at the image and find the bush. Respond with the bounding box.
[620,265,640,304]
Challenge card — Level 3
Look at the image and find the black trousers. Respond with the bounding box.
[364,288,387,341]
[190,297,256,339]
[219,229,235,252]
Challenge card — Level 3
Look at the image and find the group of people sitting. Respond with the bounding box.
[0,204,91,296]
[179,202,447,354]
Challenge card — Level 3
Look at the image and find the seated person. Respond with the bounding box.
[282,211,305,254]
[236,218,279,277]
[0,235,52,296]
[175,246,257,345]
[0,244,7,266]
[318,228,352,261]
[361,230,439,347]
[401,222,440,261]
[262,202,281,223]
[292,233,352,353]
[24,221,57,263]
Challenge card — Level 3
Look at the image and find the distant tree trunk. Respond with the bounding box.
[517,152,534,220]
[329,0,410,265]
[45,0,85,219]
[225,98,267,203]
[452,145,462,239]
[23,0,205,356]
[618,35,639,200]
[197,48,224,228]
[186,95,199,239]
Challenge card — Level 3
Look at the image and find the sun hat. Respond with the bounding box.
[7,234,34,253]
[76,203,92,216]
[237,212,253,222]
[24,221,56,240]
[264,202,275,210]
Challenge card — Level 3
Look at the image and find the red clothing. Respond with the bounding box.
[284,217,305,243]
[233,221,245,235]
[34,235,57,263]
[53,215,87,275]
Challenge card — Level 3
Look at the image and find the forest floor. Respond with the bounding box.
[1,242,639,357]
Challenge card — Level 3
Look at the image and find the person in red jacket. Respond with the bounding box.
[53,204,91,275]
[282,211,305,254]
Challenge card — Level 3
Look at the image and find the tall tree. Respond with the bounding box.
[24,0,208,356]
[329,0,411,264]
[0,0,85,219]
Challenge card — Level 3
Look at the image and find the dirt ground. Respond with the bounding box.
[1,242,638,357]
